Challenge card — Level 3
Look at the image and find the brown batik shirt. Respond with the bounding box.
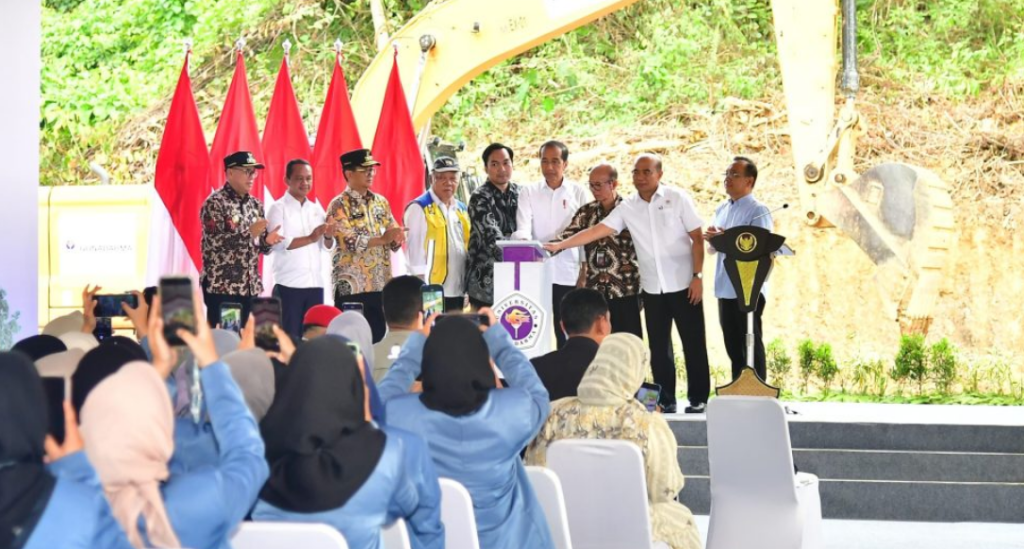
[200,185,272,296]
[326,188,401,296]
[558,196,640,300]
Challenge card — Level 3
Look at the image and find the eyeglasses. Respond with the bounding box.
[631,169,657,176]
[723,171,749,179]
[588,180,614,189]
[232,167,258,178]
[352,166,378,174]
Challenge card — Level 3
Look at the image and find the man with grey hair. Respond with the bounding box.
[544,153,710,414]
[556,162,642,337]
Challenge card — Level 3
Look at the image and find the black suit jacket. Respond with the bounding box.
[530,336,600,401]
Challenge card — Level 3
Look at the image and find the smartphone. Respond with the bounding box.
[220,302,243,333]
[252,297,282,352]
[635,382,662,412]
[42,376,69,444]
[93,317,113,341]
[422,284,444,316]
[159,276,196,346]
[94,293,138,317]
[341,302,364,315]
[435,313,491,327]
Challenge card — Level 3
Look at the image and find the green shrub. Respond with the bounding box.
[814,343,840,394]
[929,338,958,394]
[892,334,928,393]
[766,338,791,385]
[797,339,816,392]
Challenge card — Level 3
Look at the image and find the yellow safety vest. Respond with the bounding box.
[413,193,471,285]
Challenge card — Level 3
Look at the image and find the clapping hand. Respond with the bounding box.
[265,225,284,246]
[249,219,268,238]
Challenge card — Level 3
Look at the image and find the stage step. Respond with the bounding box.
[668,402,1024,523]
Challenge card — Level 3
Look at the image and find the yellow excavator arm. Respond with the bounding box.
[350,0,642,139]
[348,0,954,334]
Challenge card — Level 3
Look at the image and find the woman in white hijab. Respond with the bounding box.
[525,333,701,549]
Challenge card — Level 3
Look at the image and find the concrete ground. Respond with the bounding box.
[693,515,1024,548]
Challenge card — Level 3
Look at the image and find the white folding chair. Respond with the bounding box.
[382,517,412,549]
[706,396,823,549]
[547,439,667,549]
[525,466,574,549]
[231,522,349,549]
[439,478,481,549]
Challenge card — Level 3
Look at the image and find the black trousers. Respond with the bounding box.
[608,294,643,338]
[719,295,767,382]
[335,290,386,343]
[273,285,324,343]
[552,284,576,349]
[642,290,710,407]
[202,289,252,329]
[444,296,466,313]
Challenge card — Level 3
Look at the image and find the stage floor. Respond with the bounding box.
[693,515,1024,548]
[665,400,1024,425]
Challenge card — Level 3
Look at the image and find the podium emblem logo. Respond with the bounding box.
[494,291,545,349]
[736,232,757,253]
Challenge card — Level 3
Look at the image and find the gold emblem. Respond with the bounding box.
[736,232,757,253]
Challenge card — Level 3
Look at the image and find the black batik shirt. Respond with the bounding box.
[558,197,640,300]
[466,181,520,305]
[200,185,272,296]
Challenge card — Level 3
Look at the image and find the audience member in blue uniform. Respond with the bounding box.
[0,351,130,549]
[253,336,444,549]
[71,299,268,549]
[378,311,555,549]
[327,312,388,423]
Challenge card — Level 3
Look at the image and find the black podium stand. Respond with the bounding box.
[709,225,788,397]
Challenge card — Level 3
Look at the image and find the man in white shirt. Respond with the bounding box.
[266,159,336,340]
[404,156,470,312]
[544,153,711,414]
[512,141,590,348]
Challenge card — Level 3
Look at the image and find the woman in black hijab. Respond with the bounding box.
[376,311,555,549]
[0,352,128,549]
[252,336,443,549]
[11,335,67,362]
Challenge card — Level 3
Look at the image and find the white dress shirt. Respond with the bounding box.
[600,185,704,294]
[512,178,590,286]
[404,189,468,297]
[266,192,332,289]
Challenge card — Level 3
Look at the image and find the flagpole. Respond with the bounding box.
[235,37,246,54]
[283,39,292,67]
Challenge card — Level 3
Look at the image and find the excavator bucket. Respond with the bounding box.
[820,163,956,334]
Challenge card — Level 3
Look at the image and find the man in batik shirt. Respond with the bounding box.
[558,163,642,337]
[200,150,284,327]
[326,148,404,342]
[466,143,520,308]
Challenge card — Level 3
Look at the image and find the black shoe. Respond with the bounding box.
[684,402,706,414]
[660,403,678,414]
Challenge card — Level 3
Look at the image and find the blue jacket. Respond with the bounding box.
[378,326,555,549]
[55,361,269,549]
[252,426,444,549]
[27,452,132,549]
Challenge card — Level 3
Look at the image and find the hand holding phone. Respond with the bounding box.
[341,302,364,315]
[219,303,243,334]
[159,276,196,346]
[635,382,662,413]
[95,293,140,318]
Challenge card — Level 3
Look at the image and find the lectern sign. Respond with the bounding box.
[494,291,546,350]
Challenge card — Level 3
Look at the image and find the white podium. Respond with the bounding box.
[492,240,553,359]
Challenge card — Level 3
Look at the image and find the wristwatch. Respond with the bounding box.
[693,272,703,280]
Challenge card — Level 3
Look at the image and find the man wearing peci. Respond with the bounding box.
[325,148,405,343]
[544,153,711,414]
[405,156,470,312]
[705,156,773,382]
[266,159,337,341]
[200,150,284,328]
[512,141,589,349]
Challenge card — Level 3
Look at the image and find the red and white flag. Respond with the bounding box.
[372,48,425,226]
[261,56,311,202]
[208,50,264,200]
[311,52,362,206]
[147,50,209,282]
